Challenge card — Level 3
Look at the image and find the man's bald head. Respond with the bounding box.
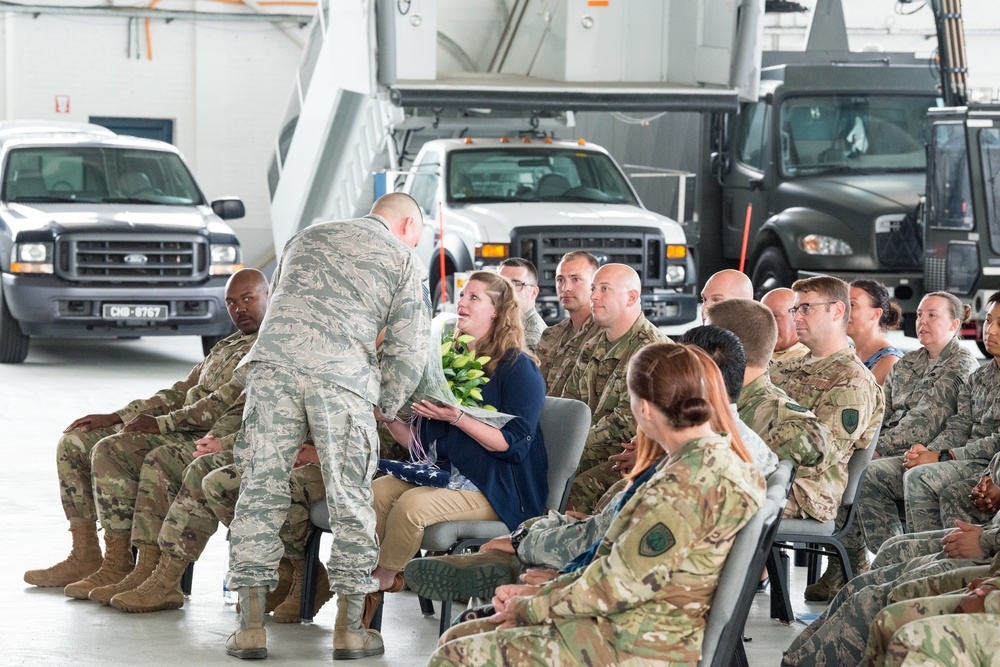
[701,270,753,320]
[590,263,643,338]
[371,193,423,249]
[761,287,799,352]
[226,267,268,294]
[225,268,269,335]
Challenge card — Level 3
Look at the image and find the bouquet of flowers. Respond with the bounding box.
[441,328,496,411]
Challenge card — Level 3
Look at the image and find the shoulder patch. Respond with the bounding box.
[785,402,808,413]
[639,522,676,557]
[841,408,860,434]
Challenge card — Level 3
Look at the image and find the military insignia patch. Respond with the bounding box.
[639,522,675,557]
[785,402,808,413]
[841,408,860,434]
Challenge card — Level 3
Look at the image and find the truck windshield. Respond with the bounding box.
[2,146,204,206]
[779,95,933,177]
[928,122,973,230]
[446,148,639,206]
[981,128,1000,256]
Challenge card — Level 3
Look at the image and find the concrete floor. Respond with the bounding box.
[1,332,982,665]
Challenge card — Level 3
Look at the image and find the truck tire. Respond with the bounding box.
[0,290,30,364]
[430,268,455,312]
[751,247,795,299]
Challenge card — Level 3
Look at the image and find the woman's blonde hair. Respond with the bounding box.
[461,270,537,374]
[626,342,751,479]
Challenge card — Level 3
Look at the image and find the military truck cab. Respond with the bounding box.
[922,105,1000,353]
[709,53,939,319]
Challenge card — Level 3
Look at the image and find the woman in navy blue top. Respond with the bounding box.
[848,279,904,385]
[372,271,547,594]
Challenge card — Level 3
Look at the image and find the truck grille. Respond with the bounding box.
[924,256,947,292]
[875,215,922,270]
[510,226,664,296]
[56,234,208,283]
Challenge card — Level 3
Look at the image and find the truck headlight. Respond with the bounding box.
[799,234,853,256]
[210,244,243,276]
[666,264,686,284]
[11,242,54,274]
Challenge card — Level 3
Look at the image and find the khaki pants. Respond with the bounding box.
[373,475,499,571]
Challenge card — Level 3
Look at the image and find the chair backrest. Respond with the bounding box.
[699,495,786,667]
[538,395,591,512]
[765,460,795,504]
[841,424,881,508]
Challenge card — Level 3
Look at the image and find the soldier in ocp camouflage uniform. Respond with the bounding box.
[534,249,601,397]
[866,560,1000,666]
[859,297,1000,554]
[24,269,268,599]
[884,612,1000,667]
[429,430,765,667]
[561,264,668,513]
[498,258,547,351]
[225,193,430,660]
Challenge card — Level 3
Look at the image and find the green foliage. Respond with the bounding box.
[441,329,495,409]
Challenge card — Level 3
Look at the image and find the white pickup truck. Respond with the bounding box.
[401,137,697,325]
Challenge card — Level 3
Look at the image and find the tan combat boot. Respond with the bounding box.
[226,586,268,660]
[90,544,161,605]
[273,558,333,623]
[265,557,294,613]
[24,520,103,588]
[109,552,188,613]
[333,593,384,660]
[64,530,134,600]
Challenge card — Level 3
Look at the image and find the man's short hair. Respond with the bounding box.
[704,299,777,368]
[499,257,538,284]
[559,250,600,272]
[791,275,851,323]
[678,325,746,403]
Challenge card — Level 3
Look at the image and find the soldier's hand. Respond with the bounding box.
[488,607,519,630]
[121,414,161,434]
[564,510,590,521]
[955,587,989,614]
[520,568,559,586]
[965,577,987,593]
[295,444,320,467]
[610,438,637,477]
[193,434,225,458]
[902,444,938,470]
[65,412,122,433]
[492,584,539,613]
[941,520,985,559]
[975,476,1000,516]
[480,536,516,554]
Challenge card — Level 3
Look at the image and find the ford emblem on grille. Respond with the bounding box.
[123,254,149,265]
[593,253,610,266]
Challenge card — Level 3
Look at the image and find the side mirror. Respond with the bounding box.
[211,197,246,221]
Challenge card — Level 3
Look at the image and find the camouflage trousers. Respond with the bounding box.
[55,424,122,522]
[131,440,205,548]
[428,616,629,667]
[857,457,986,552]
[154,450,233,561]
[866,593,969,665]
[782,554,989,666]
[92,430,205,533]
[226,363,378,595]
[873,529,954,569]
[565,459,619,514]
[202,462,325,559]
[882,611,1000,667]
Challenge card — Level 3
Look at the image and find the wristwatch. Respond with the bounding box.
[509,525,529,553]
[939,449,953,462]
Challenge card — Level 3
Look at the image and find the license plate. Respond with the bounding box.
[102,304,168,320]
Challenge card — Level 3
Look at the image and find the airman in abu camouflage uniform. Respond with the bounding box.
[428,432,765,667]
[877,337,978,457]
[782,541,1000,665]
[225,194,430,660]
[859,297,1000,554]
[534,250,600,396]
[561,264,668,513]
[23,269,267,600]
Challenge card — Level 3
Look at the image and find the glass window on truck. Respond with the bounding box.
[778,95,934,176]
[980,128,1000,255]
[2,147,204,206]
[736,101,768,171]
[928,122,973,230]
[446,149,639,206]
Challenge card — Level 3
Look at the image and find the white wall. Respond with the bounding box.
[0,3,309,267]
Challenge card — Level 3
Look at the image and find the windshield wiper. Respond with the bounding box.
[7,195,80,204]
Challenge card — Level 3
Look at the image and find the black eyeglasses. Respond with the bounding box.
[510,279,536,291]
[788,301,838,316]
